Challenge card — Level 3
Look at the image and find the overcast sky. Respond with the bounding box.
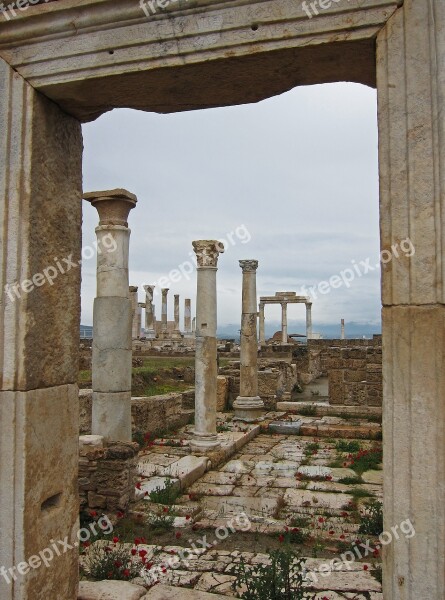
[81,82,381,331]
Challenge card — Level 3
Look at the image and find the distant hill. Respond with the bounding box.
[217,320,381,341]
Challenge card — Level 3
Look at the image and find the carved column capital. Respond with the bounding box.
[239,259,258,273]
[192,240,224,268]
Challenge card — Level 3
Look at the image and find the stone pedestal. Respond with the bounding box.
[84,189,136,442]
[190,240,224,453]
[306,302,313,340]
[234,260,264,421]
[341,318,345,340]
[144,285,156,338]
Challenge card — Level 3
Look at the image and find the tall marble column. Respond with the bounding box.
[129,286,139,339]
[161,288,169,336]
[174,294,180,334]
[234,260,264,421]
[137,303,145,338]
[259,302,266,344]
[306,302,313,340]
[341,318,345,340]
[281,302,288,343]
[84,189,137,442]
[184,298,192,334]
[143,285,156,338]
[191,240,224,453]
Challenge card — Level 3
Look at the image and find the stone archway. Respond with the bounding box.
[0,1,443,599]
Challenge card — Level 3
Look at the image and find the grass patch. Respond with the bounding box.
[349,487,376,499]
[338,476,363,485]
[335,440,362,453]
[348,447,382,475]
[149,479,180,505]
[358,500,383,536]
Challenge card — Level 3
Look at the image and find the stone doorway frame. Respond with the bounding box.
[0,1,443,599]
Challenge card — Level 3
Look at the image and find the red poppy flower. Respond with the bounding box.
[89,510,98,518]
[340,534,345,540]
[175,532,182,539]
[112,537,119,544]
[139,550,147,558]
[186,515,191,520]
[318,517,324,523]
[278,534,285,543]
[131,548,137,556]
[123,569,130,577]
[363,565,369,571]
[135,482,142,490]
[116,511,124,519]
[114,561,122,568]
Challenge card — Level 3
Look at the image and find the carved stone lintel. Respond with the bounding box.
[192,240,224,268]
[239,259,258,272]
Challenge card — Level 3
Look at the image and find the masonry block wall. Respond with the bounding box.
[308,337,382,406]
[79,439,138,513]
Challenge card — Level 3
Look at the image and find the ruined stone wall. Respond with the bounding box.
[308,336,381,375]
[307,337,382,406]
[79,390,195,437]
[218,360,298,410]
[79,437,138,513]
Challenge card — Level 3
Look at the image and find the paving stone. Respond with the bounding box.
[195,572,237,595]
[284,489,354,511]
[330,468,358,481]
[297,466,332,478]
[255,487,285,499]
[304,569,381,592]
[232,485,260,496]
[140,477,180,498]
[189,483,235,496]
[271,477,299,488]
[361,470,383,485]
[306,481,352,493]
[200,472,240,485]
[221,460,254,474]
[143,584,238,599]
[78,581,146,600]
[203,495,280,517]
[239,474,275,487]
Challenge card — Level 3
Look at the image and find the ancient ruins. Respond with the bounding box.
[0,1,443,600]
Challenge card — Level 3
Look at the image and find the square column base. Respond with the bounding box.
[233,396,265,422]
